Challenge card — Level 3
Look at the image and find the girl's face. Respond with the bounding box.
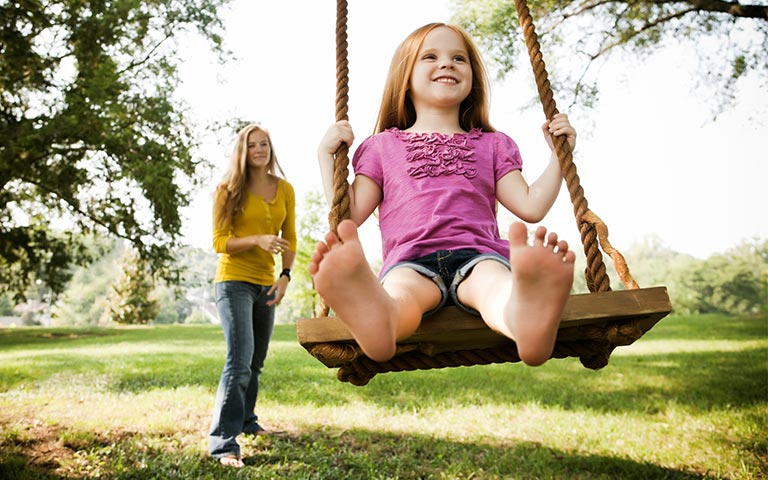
[245,129,271,170]
[408,26,472,112]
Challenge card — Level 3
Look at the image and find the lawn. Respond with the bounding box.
[0,313,765,479]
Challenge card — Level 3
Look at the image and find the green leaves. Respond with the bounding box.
[453,0,767,112]
[0,0,230,300]
[104,245,158,325]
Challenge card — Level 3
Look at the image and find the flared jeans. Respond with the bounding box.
[208,281,275,458]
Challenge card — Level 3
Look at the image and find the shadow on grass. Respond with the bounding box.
[0,327,117,349]
[0,457,68,480]
[0,424,717,480]
[2,317,765,416]
[270,345,767,414]
[251,427,717,480]
[279,313,768,414]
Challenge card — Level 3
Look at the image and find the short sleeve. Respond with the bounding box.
[352,135,384,188]
[493,132,523,181]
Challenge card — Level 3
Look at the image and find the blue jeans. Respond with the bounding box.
[208,281,275,459]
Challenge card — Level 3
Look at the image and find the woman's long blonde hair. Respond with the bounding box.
[214,124,286,228]
[373,23,495,134]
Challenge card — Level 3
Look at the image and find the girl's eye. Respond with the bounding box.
[453,55,467,62]
[422,53,437,60]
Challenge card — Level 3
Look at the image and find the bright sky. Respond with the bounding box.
[178,0,767,263]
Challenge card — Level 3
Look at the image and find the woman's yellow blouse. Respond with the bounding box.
[212,179,297,285]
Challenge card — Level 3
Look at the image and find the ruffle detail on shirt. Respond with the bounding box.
[389,128,483,179]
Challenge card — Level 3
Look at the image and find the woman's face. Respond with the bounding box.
[408,26,473,112]
[245,129,271,170]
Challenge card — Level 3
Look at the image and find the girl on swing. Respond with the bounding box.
[310,23,577,367]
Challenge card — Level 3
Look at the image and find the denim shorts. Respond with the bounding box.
[381,249,510,316]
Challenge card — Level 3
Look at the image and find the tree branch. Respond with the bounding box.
[15,174,145,244]
[687,0,768,19]
[563,0,767,21]
[590,7,698,61]
[116,33,173,76]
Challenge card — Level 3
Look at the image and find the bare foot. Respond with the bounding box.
[505,222,575,366]
[219,455,244,468]
[309,220,399,362]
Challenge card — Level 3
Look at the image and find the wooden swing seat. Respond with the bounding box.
[297,286,671,385]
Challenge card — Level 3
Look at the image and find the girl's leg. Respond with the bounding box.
[309,219,441,362]
[456,222,575,366]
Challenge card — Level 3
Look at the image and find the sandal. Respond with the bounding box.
[218,454,244,468]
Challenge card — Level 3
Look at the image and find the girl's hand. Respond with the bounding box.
[542,113,576,151]
[257,235,290,255]
[267,276,288,306]
[318,120,354,156]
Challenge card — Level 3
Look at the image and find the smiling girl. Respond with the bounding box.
[310,23,577,368]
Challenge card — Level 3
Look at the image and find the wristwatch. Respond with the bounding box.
[280,268,291,281]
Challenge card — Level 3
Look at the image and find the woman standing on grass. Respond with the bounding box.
[208,124,296,468]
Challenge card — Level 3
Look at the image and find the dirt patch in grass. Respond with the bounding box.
[1,417,82,478]
[0,415,152,479]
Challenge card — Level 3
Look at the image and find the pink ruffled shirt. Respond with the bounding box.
[352,128,523,276]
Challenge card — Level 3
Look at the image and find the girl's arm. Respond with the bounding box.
[318,121,381,226]
[496,113,576,223]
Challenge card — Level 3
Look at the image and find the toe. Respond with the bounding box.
[547,232,558,249]
[508,222,529,246]
[337,219,360,243]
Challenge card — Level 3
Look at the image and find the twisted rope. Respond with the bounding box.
[513,0,623,293]
[329,0,351,233]
[322,332,634,385]
[320,0,352,317]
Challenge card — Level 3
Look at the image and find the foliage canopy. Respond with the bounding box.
[453,0,767,111]
[0,0,230,300]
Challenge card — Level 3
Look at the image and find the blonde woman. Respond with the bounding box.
[208,124,296,468]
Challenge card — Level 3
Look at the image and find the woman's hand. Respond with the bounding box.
[256,235,290,255]
[542,113,576,151]
[267,275,289,306]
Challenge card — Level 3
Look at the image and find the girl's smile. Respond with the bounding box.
[433,75,458,84]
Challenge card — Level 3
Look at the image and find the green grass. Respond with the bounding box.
[0,314,765,479]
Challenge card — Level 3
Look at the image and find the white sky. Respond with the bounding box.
[177,0,768,262]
